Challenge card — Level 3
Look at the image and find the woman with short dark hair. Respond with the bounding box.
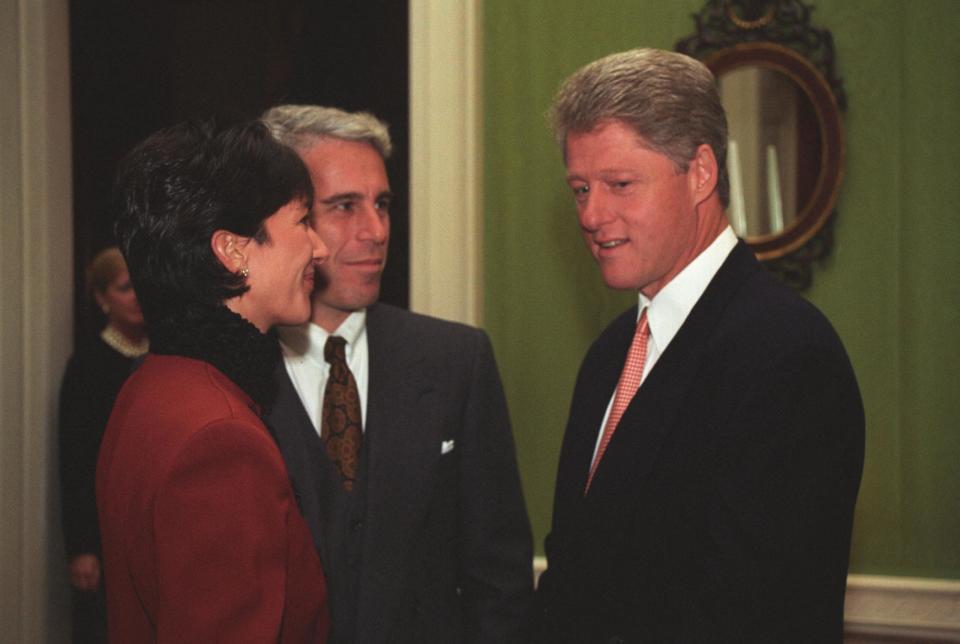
[96,120,329,642]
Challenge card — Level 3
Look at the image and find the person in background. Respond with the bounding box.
[534,48,864,643]
[59,246,147,643]
[261,104,533,644]
[97,120,330,642]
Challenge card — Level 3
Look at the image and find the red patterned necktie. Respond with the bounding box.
[321,336,362,492]
[585,310,650,494]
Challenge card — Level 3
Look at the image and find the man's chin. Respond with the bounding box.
[600,273,640,292]
[354,290,381,310]
[312,289,381,313]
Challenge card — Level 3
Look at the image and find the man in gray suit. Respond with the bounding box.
[262,105,533,644]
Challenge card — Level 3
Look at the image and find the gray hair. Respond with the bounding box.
[261,104,393,159]
[550,48,729,207]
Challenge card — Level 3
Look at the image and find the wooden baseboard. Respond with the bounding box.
[533,559,960,641]
[844,574,960,641]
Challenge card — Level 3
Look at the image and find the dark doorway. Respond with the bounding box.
[69,0,409,340]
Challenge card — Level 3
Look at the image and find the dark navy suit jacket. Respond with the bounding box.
[535,242,864,643]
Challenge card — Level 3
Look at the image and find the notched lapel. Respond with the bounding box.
[558,309,637,503]
[355,305,439,636]
[364,306,434,506]
[268,363,326,550]
[586,243,758,497]
[586,338,704,497]
[364,356,435,497]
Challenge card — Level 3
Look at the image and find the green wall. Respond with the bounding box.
[483,0,960,579]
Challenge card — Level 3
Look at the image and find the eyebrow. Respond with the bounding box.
[320,192,364,205]
[319,190,394,205]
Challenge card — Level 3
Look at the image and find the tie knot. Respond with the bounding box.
[324,335,348,365]
[637,308,649,335]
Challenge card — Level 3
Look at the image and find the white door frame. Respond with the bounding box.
[0,0,73,641]
[409,0,484,325]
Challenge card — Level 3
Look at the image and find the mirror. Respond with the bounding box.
[707,42,844,261]
[721,63,819,238]
[677,0,846,289]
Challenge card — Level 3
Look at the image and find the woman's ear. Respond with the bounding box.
[210,230,249,273]
[93,290,109,315]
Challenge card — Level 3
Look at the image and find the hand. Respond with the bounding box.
[69,554,101,591]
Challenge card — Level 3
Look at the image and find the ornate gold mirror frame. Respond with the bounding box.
[677,0,846,289]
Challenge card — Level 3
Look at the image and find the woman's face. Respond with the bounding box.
[96,269,144,333]
[237,199,328,332]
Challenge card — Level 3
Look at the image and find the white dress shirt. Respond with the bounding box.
[591,227,739,462]
[278,310,370,437]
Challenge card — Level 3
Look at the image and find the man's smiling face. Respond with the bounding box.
[565,119,704,298]
[299,138,392,331]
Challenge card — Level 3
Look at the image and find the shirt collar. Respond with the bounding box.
[278,309,367,365]
[639,226,738,352]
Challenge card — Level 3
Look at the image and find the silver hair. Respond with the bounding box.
[261,104,393,159]
[550,48,729,206]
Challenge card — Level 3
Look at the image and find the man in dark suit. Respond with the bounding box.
[533,49,865,643]
[261,105,533,644]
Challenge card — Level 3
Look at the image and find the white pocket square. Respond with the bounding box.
[441,439,456,454]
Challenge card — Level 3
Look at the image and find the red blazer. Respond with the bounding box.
[97,354,329,643]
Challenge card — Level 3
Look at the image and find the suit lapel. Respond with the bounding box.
[269,363,326,551]
[586,242,759,496]
[356,304,434,631]
[556,308,637,504]
[363,305,434,503]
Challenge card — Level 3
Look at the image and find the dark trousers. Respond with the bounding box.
[71,587,107,644]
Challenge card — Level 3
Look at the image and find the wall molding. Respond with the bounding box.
[408,0,483,325]
[0,0,73,641]
[844,574,960,641]
[533,559,960,640]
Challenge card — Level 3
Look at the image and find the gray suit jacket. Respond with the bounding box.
[269,302,533,644]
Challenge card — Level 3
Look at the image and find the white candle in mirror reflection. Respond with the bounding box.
[727,139,747,236]
[766,144,785,233]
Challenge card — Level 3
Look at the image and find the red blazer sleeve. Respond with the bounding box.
[151,418,298,643]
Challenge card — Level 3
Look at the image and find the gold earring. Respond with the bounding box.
[239,266,249,278]
[101,304,110,315]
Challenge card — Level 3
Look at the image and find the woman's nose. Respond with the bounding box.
[308,226,329,263]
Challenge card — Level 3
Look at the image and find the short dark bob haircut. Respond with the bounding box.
[113,120,313,327]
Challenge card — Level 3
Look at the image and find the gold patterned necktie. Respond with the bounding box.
[321,335,362,492]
